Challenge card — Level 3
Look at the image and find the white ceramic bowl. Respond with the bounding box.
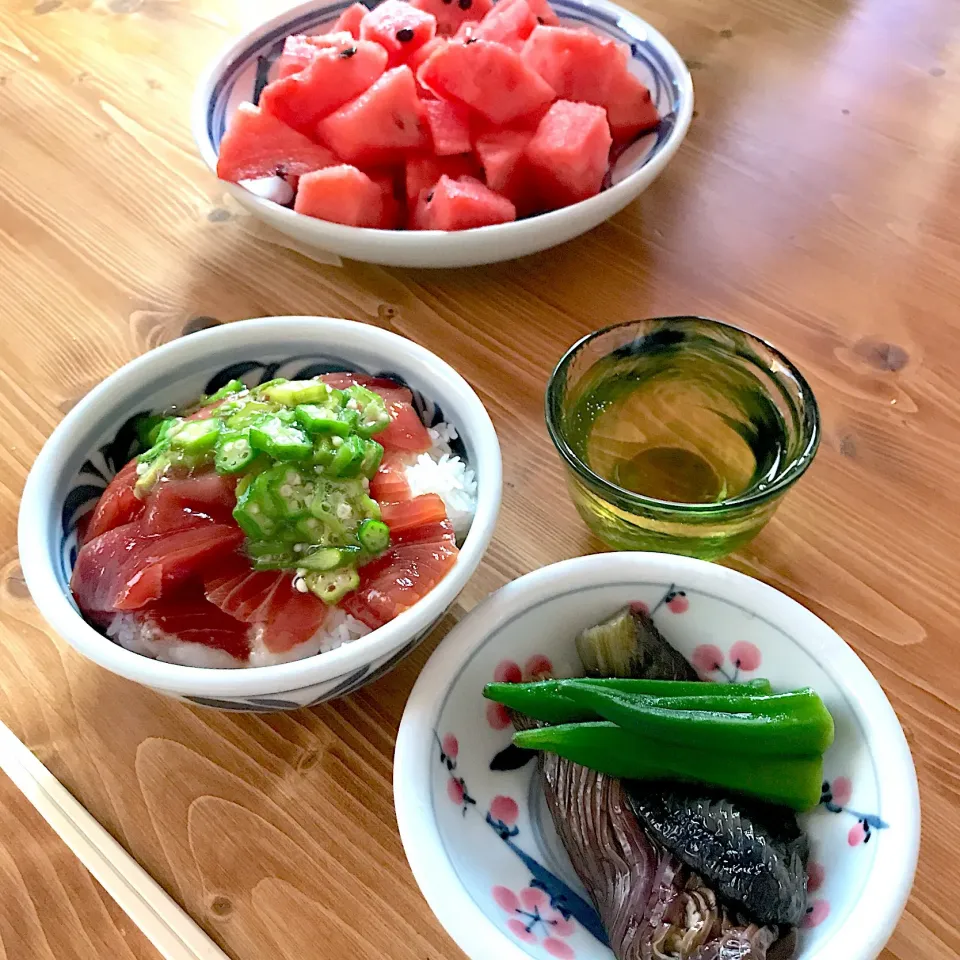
[395,553,920,960]
[191,0,694,268]
[18,317,501,711]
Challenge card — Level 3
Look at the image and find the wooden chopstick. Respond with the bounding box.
[0,720,232,960]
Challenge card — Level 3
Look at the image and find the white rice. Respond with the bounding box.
[103,422,476,669]
[405,422,478,540]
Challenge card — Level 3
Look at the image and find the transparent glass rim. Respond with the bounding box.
[544,316,822,514]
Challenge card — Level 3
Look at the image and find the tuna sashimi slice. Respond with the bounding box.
[377,400,432,452]
[140,589,252,661]
[83,460,144,544]
[342,536,458,629]
[370,451,413,502]
[380,494,448,533]
[141,471,238,535]
[317,373,413,406]
[72,522,245,614]
[206,556,327,653]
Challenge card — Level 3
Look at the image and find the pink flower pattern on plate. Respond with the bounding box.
[691,640,762,682]
[493,885,576,958]
[486,654,556,729]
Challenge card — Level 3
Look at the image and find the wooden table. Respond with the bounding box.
[1,0,958,956]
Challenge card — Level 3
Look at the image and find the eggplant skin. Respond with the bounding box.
[626,789,809,928]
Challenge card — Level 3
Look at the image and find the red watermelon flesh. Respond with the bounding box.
[420,174,517,229]
[407,36,446,82]
[318,66,428,166]
[294,165,390,228]
[524,0,560,26]
[216,103,338,182]
[360,0,437,65]
[526,99,611,207]
[342,535,458,629]
[370,451,413,502]
[333,2,368,38]
[275,32,356,78]
[368,169,403,229]
[404,153,480,206]
[140,471,238,535]
[423,98,472,155]
[71,521,244,615]
[471,0,537,50]
[378,400,433,451]
[410,0,492,37]
[521,25,624,103]
[140,589,252,661]
[83,460,144,544]
[605,67,659,141]
[206,558,327,653]
[474,128,534,210]
[317,373,413,406]
[260,40,388,136]
[417,39,555,125]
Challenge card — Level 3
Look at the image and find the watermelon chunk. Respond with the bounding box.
[294,165,395,228]
[318,66,429,165]
[368,169,403,229]
[524,0,560,26]
[410,0,492,38]
[407,36,446,85]
[525,99,612,208]
[417,39,555,125]
[260,40,388,136]
[419,174,517,230]
[474,128,534,211]
[216,103,337,183]
[423,99,472,155]
[360,0,437,66]
[605,67,660,142]
[274,32,356,78]
[404,153,480,206]
[521,25,625,102]
[471,0,537,50]
[333,2,368,38]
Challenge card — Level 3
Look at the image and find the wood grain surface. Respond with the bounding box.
[0,0,958,956]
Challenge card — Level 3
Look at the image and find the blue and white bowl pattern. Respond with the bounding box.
[199,0,686,192]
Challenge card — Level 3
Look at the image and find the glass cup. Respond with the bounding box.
[545,317,820,560]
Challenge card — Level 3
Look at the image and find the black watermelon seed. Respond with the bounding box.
[339,46,357,58]
[426,190,434,202]
[396,27,415,41]
[458,0,472,8]
[465,36,478,43]
[537,15,544,22]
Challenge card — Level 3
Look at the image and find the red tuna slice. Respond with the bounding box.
[377,400,432,452]
[260,40,388,136]
[294,165,393,227]
[379,493,448,533]
[420,174,517,230]
[360,0,437,66]
[370,451,413,502]
[474,128,535,212]
[423,99,472,156]
[410,0,492,37]
[471,0,537,50]
[318,66,429,166]
[392,517,456,545]
[140,470,238,535]
[417,39,555,125]
[317,373,413,406]
[274,32,356,78]
[404,152,481,206]
[83,460,144,544]
[333,3,368,38]
[140,588,252,661]
[525,99,612,208]
[71,522,245,615]
[342,536,458,628]
[206,557,327,653]
[216,103,338,182]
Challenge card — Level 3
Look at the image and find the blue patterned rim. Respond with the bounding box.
[201,0,686,173]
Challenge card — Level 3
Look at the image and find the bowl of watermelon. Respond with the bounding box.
[18,317,501,712]
[192,0,693,267]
